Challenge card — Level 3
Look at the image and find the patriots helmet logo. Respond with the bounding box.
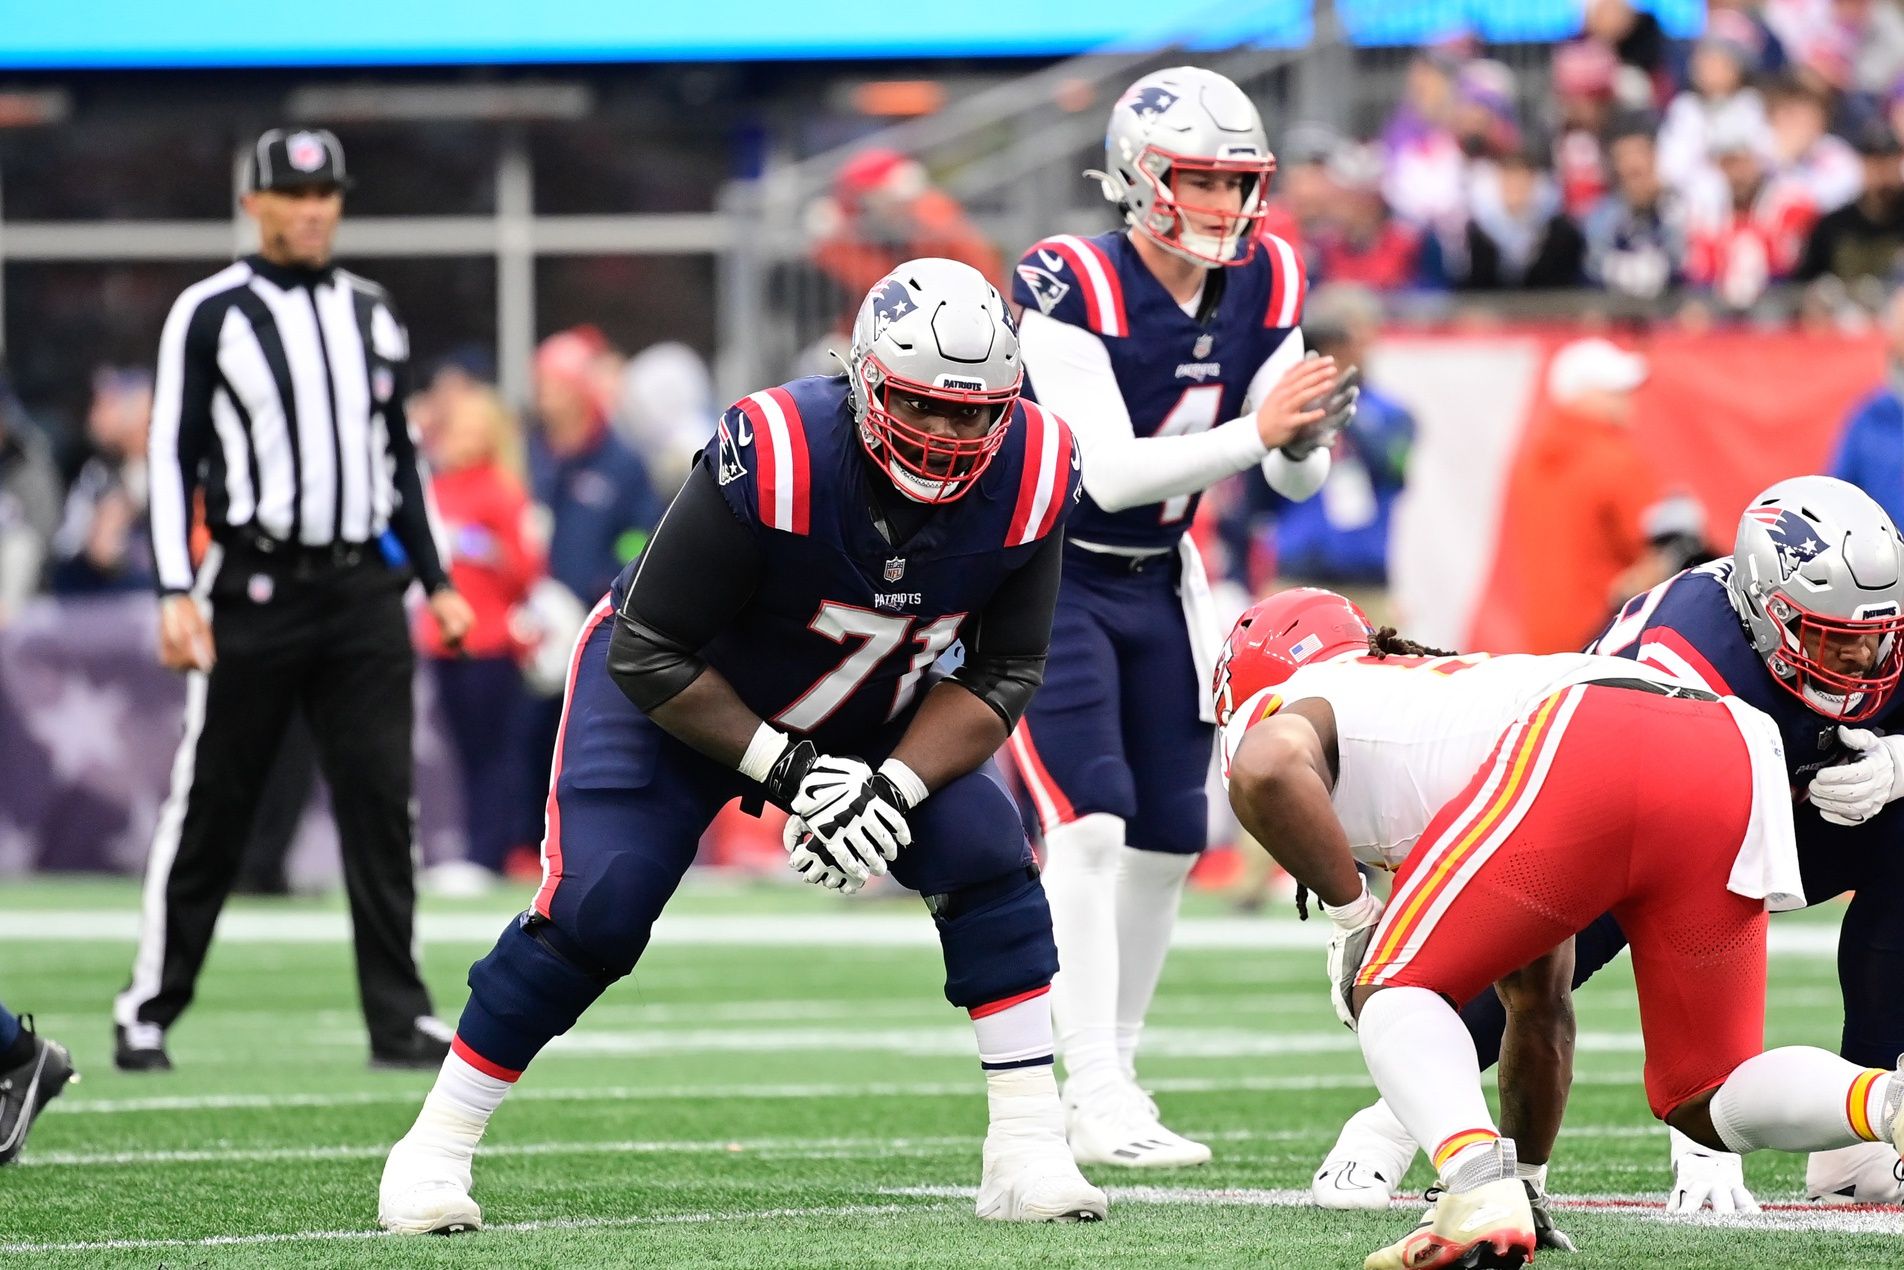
[715,416,749,486]
[1121,85,1181,123]
[870,277,915,339]
[1746,507,1830,582]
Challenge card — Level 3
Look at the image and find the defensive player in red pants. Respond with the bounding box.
[1217,589,1904,1268]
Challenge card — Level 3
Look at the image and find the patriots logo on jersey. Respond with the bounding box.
[715,416,749,486]
[1122,85,1180,122]
[870,277,915,339]
[1016,264,1070,316]
[1746,507,1829,582]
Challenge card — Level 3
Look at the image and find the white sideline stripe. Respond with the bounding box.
[16,1124,1681,1169]
[0,1203,919,1255]
[50,1068,1663,1116]
[885,1187,1904,1235]
[0,909,1848,954]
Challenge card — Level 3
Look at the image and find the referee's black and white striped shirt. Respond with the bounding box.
[148,253,450,595]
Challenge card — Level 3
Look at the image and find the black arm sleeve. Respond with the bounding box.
[607,460,763,712]
[949,528,1065,729]
[383,360,451,594]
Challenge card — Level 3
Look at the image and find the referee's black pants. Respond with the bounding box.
[114,547,435,1055]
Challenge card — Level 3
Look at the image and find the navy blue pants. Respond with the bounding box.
[431,654,528,874]
[1011,547,1211,855]
[1461,799,1904,1072]
[453,610,1056,1076]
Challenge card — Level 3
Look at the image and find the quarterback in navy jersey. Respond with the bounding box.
[1314,476,1904,1214]
[1006,64,1359,1168]
[378,259,1108,1234]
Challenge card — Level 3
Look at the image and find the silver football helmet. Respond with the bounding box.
[1095,66,1274,267]
[1727,475,1904,721]
[845,257,1021,504]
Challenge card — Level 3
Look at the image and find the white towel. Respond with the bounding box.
[1177,536,1223,725]
[1720,696,1806,912]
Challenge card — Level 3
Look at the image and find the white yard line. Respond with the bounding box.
[886,1186,1903,1235]
[0,1203,920,1255]
[17,1124,1683,1170]
[0,909,1849,955]
[52,1068,1662,1116]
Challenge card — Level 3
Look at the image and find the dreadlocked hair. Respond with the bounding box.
[1367,627,1460,659]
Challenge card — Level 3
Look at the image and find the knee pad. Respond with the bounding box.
[457,912,619,1073]
[926,866,1058,1010]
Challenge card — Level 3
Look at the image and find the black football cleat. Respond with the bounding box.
[1,1017,78,1164]
[113,1023,173,1073]
[370,1024,453,1071]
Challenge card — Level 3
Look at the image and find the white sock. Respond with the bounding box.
[1113,846,1197,1080]
[1041,813,1125,1093]
[971,987,1054,1070]
[1710,1046,1895,1154]
[1358,987,1501,1186]
[406,1051,510,1154]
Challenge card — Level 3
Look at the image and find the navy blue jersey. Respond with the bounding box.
[1010,229,1304,551]
[1589,560,1903,791]
[609,375,1079,749]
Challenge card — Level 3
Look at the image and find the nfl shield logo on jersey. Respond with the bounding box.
[1193,333,1214,359]
[884,557,907,583]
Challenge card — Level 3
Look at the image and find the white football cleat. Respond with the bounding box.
[977,1129,1109,1222]
[1313,1100,1419,1210]
[1063,1078,1211,1168]
[1804,1140,1904,1205]
[1364,1143,1533,1270]
[378,1133,483,1235]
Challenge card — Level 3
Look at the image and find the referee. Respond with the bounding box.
[112,128,476,1072]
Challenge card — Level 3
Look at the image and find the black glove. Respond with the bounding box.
[763,739,819,810]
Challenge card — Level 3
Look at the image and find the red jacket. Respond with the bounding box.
[414,462,543,660]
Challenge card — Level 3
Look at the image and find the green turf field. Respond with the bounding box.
[0,876,1895,1268]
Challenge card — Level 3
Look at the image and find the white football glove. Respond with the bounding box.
[1665,1127,1760,1215]
[782,814,862,894]
[1807,727,1904,826]
[1280,356,1360,461]
[799,758,920,883]
[1321,880,1384,1030]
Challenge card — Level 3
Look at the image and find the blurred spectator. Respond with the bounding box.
[1583,0,1674,106]
[1382,50,1469,229]
[529,327,663,608]
[807,148,1001,333]
[1496,338,1674,654]
[1658,28,1770,195]
[1768,0,1904,97]
[416,386,544,890]
[1709,0,1795,79]
[1552,40,1621,217]
[49,367,154,593]
[1801,116,1904,281]
[0,369,59,623]
[1269,285,1414,588]
[1685,115,1820,306]
[1827,287,1904,526]
[1767,76,1863,212]
[1311,143,1424,290]
[614,341,716,495]
[1443,147,1587,289]
[1583,117,1689,298]
[1259,122,1344,263]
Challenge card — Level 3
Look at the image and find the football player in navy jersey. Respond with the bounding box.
[378,259,1108,1233]
[1314,475,1904,1213]
[1006,65,1358,1167]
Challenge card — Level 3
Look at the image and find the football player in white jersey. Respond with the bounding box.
[1216,588,1904,1270]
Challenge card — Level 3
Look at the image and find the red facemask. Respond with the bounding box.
[1132,149,1275,267]
[854,355,1020,504]
[1762,592,1904,722]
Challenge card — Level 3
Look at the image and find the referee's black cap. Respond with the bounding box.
[247,127,354,194]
